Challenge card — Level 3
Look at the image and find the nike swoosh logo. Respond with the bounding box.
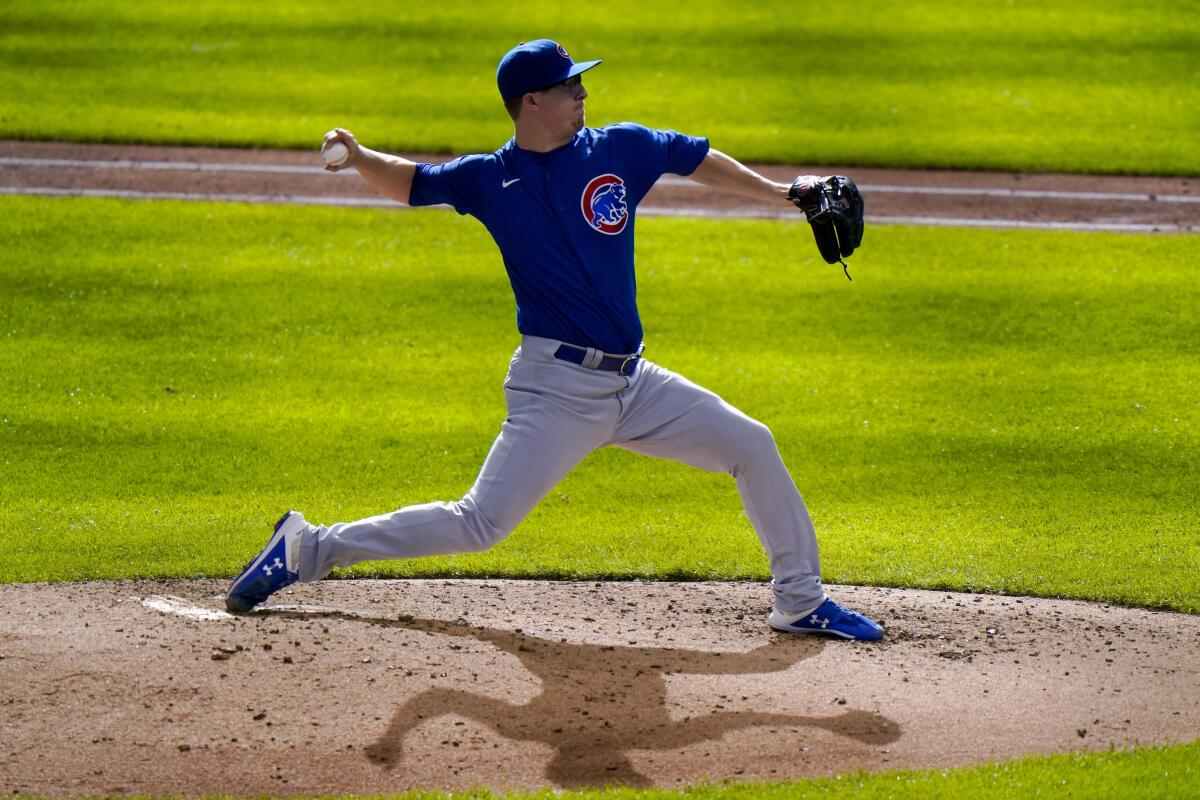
[501,178,521,188]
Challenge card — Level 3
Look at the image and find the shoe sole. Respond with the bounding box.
[225,511,300,613]
[770,623,862,639]
[768,614,885,641]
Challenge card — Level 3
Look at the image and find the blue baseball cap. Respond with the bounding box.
[497,39,601,101]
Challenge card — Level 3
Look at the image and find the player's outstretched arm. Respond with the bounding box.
[321,128,418,205]
[689,148,792,207]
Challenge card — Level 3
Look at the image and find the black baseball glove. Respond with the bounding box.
[788,175,864,280]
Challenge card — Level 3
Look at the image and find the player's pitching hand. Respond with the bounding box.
[321,128,360,172]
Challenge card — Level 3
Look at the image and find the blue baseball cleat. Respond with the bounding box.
[225,511,307,613]
[768,598,885,641]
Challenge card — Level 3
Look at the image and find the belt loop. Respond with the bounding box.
[582,347,603,369]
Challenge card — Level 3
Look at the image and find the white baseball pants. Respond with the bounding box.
[296,335,826,615]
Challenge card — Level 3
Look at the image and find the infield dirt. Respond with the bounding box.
[2,579,1198,796]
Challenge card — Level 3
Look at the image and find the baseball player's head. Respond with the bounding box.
[497,39,600,133]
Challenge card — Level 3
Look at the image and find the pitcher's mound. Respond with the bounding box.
[2,579,1198,796]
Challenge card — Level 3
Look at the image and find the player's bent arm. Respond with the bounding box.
[322,128,417,205]
[689,148,791,207]
[351,147,419,205]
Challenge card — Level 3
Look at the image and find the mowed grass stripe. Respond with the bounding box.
[196,738,1197,798]
[1,196,1197,614]
[0,0,1197,174]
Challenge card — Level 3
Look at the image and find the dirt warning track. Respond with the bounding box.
[2,140,1197,232]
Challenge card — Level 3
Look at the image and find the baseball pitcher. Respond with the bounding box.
[226,39,879,640]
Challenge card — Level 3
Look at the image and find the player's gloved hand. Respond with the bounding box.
[788,175,864,280]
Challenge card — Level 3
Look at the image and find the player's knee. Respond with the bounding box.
[730,418,780,472]
[456,496,515,552]
[741,418,778,456]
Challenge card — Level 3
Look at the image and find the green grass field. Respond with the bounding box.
[3,195,1198,796]
[284,739,1200,799]
[5,4,1198,797]
[2,196,1197,615]
[2,0,1197,174]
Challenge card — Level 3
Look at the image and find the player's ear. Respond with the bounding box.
[523,92,541,114]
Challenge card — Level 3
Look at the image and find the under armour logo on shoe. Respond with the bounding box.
[809,615,830,629]
[262,557,284,576]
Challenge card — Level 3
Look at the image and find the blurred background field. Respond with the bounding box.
[3,196,1196,614]
[1,0,1197,174]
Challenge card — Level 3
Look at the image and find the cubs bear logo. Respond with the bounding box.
[580,173,629,235]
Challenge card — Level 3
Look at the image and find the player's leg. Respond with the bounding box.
[227,343,621,611]
[293,353,618,582]
[609,360,883,640]
[609,361,823,613]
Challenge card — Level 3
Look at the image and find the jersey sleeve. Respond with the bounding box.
[605,122,710,190]
[645,126,710,176]
[408,157,480,215]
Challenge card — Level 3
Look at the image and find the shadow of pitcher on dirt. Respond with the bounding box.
[277,609,901,788]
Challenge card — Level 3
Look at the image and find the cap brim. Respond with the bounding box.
[567,59,602,79]
[506,59,603,99]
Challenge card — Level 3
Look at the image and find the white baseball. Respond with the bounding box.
[322,141,350,167]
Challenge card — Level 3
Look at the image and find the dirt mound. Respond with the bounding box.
[2,579,1198,796]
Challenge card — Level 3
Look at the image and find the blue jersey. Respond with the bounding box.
[408,123,710,354]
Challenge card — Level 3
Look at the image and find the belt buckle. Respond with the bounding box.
[618,343,646,376]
